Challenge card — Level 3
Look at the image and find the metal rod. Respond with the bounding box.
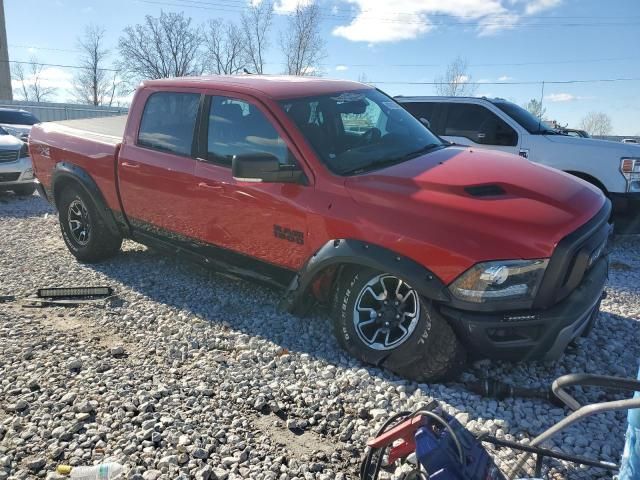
[507,397,640,479]
[481,435,619,471]
[552,374,640,411]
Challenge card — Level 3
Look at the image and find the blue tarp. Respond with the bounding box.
[619,366,640,479]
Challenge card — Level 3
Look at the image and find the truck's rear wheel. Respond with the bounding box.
[333,267,465,382]
[58,187,122,262]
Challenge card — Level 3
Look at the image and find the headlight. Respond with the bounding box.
[449,259,549,304]
[22,168,33,180]
[19,143,29,158]
[621,157,640,192]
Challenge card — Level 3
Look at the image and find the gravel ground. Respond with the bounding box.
[1,192,639,480]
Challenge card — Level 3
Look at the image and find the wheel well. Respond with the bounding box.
[565,171,609,196]
[52,176,83,207]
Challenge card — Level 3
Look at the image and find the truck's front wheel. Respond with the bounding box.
[58,187,122,262]
[333,267,465,382]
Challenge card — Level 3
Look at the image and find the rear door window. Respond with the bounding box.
[443,103,517,146]
[137,92,200,156]
[206,96,290,166]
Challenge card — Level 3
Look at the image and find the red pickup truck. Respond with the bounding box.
[29,76,611,381]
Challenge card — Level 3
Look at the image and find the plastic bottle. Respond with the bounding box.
[619,363,640,480]
[61,463,124,479]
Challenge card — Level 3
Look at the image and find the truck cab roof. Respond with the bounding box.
[395,95,508,104]
[143,75,371,100]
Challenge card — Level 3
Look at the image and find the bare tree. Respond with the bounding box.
[204,19,246,75]
[117,11,204,85]
[11,63,30,100]
[434,56,477,96]
[71,25,121,106]
[580,111,613,136]
[280,2,325,76]
[525,98,546,119]
[241,0,273,74]
[11,57,56,102]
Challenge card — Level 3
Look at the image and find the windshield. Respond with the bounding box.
[0,110,39,125]
[493,101,554,134]
[280,89,444,175]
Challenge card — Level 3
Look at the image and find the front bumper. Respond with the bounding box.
[0,155,34,186]
[439,256,608,361]
[611,192,640,214]
[610,192,640,233]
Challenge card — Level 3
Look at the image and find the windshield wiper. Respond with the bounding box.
[340,143,443,175]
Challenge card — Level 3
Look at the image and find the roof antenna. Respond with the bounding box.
[538,80,545,132]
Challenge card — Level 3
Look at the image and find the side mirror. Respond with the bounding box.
[232,153,304,184]
[419,117,431,128]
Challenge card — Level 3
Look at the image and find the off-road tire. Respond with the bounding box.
[580,300,602,338]
[332,266,466,382]
[58,186,122,262]
[12,183,36,196]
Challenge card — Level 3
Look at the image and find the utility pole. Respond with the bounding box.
[0,0,12,100]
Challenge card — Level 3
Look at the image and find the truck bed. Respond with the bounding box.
[46,115,127,145]
[30,115,128,212]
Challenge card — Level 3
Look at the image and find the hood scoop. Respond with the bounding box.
[465,184,506,197]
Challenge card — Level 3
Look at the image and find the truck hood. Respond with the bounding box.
[345,146,605,265]
[0,133,23,148]
[543,134,640,157]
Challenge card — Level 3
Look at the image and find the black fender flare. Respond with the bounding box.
[279,239,451,314]
[51,162,123,238]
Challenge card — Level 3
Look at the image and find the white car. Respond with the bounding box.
[0,126,34,196]
[396,96,640,218]
[0,108,40,142]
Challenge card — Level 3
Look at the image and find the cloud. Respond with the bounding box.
[525,0,562,15]
[335,65,349,71]
[332,0,563,43]
[11,67,73,92]
[333,5,433,42]
[547,93,578,102]
[272,0,313,14]
[498,75,513,81]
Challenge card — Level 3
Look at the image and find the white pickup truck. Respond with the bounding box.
[396,96,640,218]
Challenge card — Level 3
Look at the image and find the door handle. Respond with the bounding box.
[198,182,223,190]
[121,161,139,169]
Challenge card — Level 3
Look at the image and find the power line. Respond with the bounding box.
[167,0,640,21]
[136,0,640,27]
[4,57,639,86]
[8,42,637,69]
[9,44,81,53]
[328,57,639,68]
[369,77,640,86]
[3,59,118,72]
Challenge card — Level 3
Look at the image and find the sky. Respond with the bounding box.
[4,0,640,134]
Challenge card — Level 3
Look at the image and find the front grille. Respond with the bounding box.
[0,150,19,163]
[0,172,20,182]
[534,201,612,309]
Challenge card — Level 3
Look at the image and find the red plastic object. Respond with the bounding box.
[368,415,428,464]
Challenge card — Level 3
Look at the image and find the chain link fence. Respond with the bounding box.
[0,100,128,122]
